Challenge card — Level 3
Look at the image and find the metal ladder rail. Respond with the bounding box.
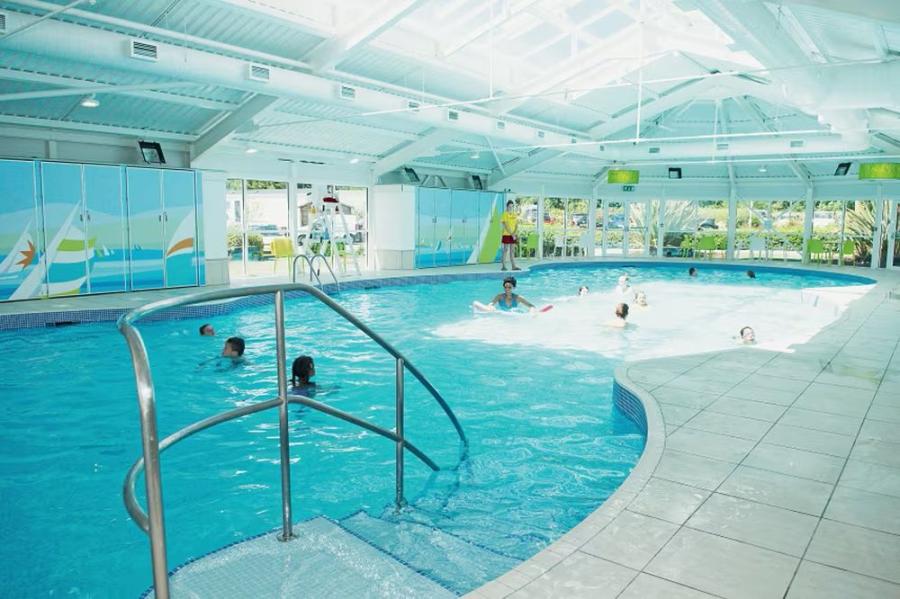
[123,395,439,533]
[309,252,341,291]
[117,282,466,599]
[291,254,323,287]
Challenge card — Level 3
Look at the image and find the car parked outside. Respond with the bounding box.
[698,218,719,230]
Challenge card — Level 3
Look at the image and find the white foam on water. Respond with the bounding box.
[434,281,872,361]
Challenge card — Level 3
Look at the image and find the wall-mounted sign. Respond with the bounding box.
[608,169,640,184]
[858,163,900,180]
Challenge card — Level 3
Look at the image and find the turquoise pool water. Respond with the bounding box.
[0,263,872,597]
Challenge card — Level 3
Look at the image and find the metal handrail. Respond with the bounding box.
[117,282,466,599]
[123,396,439,533]
[310,252,341,290]
[291,254,322,287]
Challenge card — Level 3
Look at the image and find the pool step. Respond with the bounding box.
[148,517,455,599]
[341,510,519,594]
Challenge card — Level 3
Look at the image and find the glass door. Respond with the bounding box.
[83,165,127,294]
[626,199,650,256]
[605,201,624,256]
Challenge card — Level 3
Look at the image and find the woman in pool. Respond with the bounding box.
[633,290,648,308]
[738,326,756,344]
[615,274,632,295]
[606,303,629,328]
[290,355,317,395]
[489,276,535,312]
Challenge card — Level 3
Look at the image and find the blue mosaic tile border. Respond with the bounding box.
[613,381,648,436]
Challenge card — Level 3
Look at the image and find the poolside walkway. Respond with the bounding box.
[467,268,900,598]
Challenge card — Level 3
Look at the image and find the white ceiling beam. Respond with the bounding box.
[780,0,900,24]
[441,0,544,57]
[371,128,458,177]
[488,148,563,186]
[0,81,198,102]
[0,114,195,141]
[305,0,429,71]
[191,93,278,161]
[212,0,336,34]
[588,76,709,137]
[0,68,239,111]
[0,0,89,43]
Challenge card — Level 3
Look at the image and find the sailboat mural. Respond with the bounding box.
[10,201,91,300]
[0,224,37,274]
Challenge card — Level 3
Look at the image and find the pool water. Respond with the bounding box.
[0,263,871,597]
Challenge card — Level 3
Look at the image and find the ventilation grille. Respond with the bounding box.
[495,120,506,131]
[339,85,356,100]
[447,110,459,121]
[536,130,546,139]
[648,146,661,154]
[790,140,804,148]
[716,142,729,150]
[130,40,159,62]
[407,101,420,112]
[248,64,271,82]
[0,13,6,33]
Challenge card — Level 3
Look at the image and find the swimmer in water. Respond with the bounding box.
[688,267,697,277]
[489,276,535,312]
[606,303,629,328]
[199,323,215,336]
[290,355,316,395]
[578,285,590,297]
[222,336,245,360]
[739,326,756,344]
[747,270,756,279]
[615,274,632,295]
[633,290,648,308]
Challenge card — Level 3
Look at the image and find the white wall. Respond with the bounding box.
[0,125,190,167]
[370,184,416,269]
[200,170,229,286]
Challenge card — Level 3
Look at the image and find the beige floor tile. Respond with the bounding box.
[628,477,711,525]
[510,552,636,599]
[619,573,718,599]
[825,485,900,535]
[718,466,833,516]
[786,560,900,599]
[581,510,679,570]
[806,519,900,584]
[743,443,845,484]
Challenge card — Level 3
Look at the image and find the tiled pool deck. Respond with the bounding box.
[3,259,899,598]
[468,265,900,599]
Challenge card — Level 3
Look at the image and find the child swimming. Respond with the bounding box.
[606,303,629,328]
[615,275,632,295]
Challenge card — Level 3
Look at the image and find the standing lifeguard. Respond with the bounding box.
[500,200,521,271]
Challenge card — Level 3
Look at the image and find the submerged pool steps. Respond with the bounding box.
[150,509,524,597]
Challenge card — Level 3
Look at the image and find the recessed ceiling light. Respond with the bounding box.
[349,157,360,164]
[245,148,258,154]
[470,152,480,160]
[80,94,100,108]
[758,164,767,173]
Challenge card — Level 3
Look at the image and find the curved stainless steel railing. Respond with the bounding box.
[292,252,340,291]
[117,282,467,599]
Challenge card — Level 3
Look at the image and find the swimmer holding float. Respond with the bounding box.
[473,276,553,314]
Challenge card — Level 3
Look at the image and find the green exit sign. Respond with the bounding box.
[623,185,635,192]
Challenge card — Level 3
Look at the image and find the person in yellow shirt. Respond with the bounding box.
[500,200,521,271]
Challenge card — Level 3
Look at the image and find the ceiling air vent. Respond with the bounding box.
[130,40,159,62]
[339,85,356,100]
[0,13,7,33]
[790,140,804,148]
[649,146,661,154]
[248,64,271,82]
[536,130,546,139]
[407,101,420,112]
[495,120,506,131]
[716,142,729,150]
[447,109,459,121]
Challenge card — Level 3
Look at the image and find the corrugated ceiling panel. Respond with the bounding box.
[510,98,603,131]
[244,120,404,155]
[67,96,215,133]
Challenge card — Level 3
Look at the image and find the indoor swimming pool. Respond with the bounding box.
[0,263,874,597]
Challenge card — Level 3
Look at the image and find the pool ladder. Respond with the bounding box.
[292,252,340,292]
[117,283,467,599]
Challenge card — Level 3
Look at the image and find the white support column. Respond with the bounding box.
[587,183,598,258]
[287,163,299,256]
[602,200,609,256]
[726,185,738,260]
[872,184,885,269]
[537,186,545,260]
[657,187,666,258]
[643,200,652,256]
[803,185,815,264]
[623,202,630,257]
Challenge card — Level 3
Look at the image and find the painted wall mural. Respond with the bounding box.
[0,159,204,302]
[415,188,504,268]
